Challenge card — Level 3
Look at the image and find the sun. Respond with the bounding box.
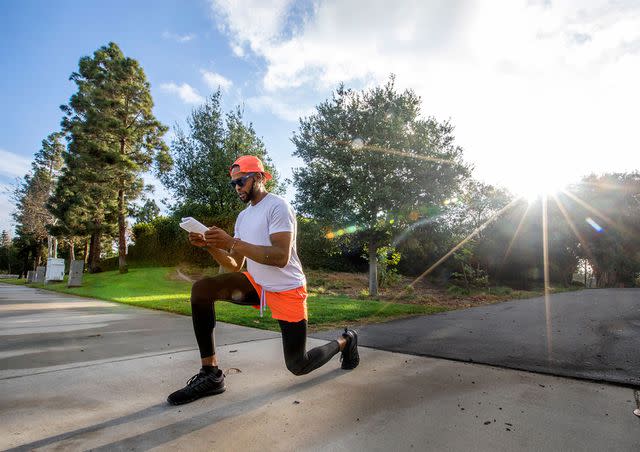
[517,175,568,203]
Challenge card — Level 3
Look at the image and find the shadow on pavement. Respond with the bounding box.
[7,367,344,451]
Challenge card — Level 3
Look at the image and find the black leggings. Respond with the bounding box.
[190,272,340,376]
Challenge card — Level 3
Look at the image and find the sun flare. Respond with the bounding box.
[517,174,569,203]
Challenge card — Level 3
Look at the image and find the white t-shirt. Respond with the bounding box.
[234,193,306,292]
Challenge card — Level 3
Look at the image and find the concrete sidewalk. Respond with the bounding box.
[1,284,639,451]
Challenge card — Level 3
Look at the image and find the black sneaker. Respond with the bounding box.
[340,328,359,370]
[167,368,226,405]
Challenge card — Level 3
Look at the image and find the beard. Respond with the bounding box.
[240,183,256,204]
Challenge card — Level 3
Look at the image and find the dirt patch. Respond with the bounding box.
[171,265,557,311]
[304,269,539,310]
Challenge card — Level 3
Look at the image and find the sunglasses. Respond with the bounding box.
[229,173,256,188]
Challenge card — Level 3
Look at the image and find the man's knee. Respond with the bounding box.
[285,357,309,376]
[191,278,230,303]
[191,278,206,295]
[285,358,307,376]
[190,279,210,303]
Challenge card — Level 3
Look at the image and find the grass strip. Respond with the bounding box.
[4,267,445,331]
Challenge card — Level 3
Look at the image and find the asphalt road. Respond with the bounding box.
[313,288,640,386]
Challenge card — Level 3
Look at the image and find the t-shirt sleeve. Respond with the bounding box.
[268,200,296,235]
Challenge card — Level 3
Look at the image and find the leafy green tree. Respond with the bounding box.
[0,230,15,273]
[292,76,470,296]
[48,130,118,272]
[0,230,10,249]
[130,197,161,224]
[568,172,640,286]
[60,42,171,273]
[448,180,512,236]
[476,194,582,288]
[160,92,281,223]
[438,180,514,285]
[296,217,366,271]
[12,132,65,269]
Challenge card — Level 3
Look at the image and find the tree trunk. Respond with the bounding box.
[69,239,75,261]
[461,263,469,288]
[21,251,30,278]
[34,243,43,270]
[368,239,378,297]
[117,187,128,274]
[118,136,128,274]
[88,231,102,273]
[84,238,89,264]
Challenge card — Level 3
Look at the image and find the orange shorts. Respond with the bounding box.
[243,272,308,322]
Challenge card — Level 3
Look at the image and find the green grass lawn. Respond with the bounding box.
[6,267,446,331]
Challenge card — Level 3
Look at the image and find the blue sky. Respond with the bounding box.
[2,0,639,235]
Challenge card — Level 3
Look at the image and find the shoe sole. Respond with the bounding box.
[341,329,359,370]
[167,385,226,406]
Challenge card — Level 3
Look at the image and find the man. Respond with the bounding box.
[168,155,359,405]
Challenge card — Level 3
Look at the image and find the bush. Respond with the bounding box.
[306,276,328,287]
[297,217,367,271]
[376,246,402,288]
[450,248,489,289]
[101,256,119,271]
[326,280,348,290]
[127,215,234,267]
[403,285,415,295]
[447,285,471,296]
[488,286,513,295]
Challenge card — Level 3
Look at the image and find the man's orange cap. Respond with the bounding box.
[230,155,272,181]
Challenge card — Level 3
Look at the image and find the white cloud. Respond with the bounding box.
[211,0,294,56]
[162,31,196,43]
[160,82,205,104]
[246,95,313,122]
[201,70,233,91]
[0,148,31,179]
[212,0,640,195]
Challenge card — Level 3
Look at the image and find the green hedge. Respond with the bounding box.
[127,216,217,266]
[123,215,365,271]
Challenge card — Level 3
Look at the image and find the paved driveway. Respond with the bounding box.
[314,289,640,386]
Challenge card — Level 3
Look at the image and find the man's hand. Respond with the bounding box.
[188,232,207,248]
[204,226,234,250]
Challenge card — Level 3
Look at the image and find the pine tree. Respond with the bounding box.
[0,230,13,273]
[12,133,65,269]
[48,136,118,272]
[59,42,171,273]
